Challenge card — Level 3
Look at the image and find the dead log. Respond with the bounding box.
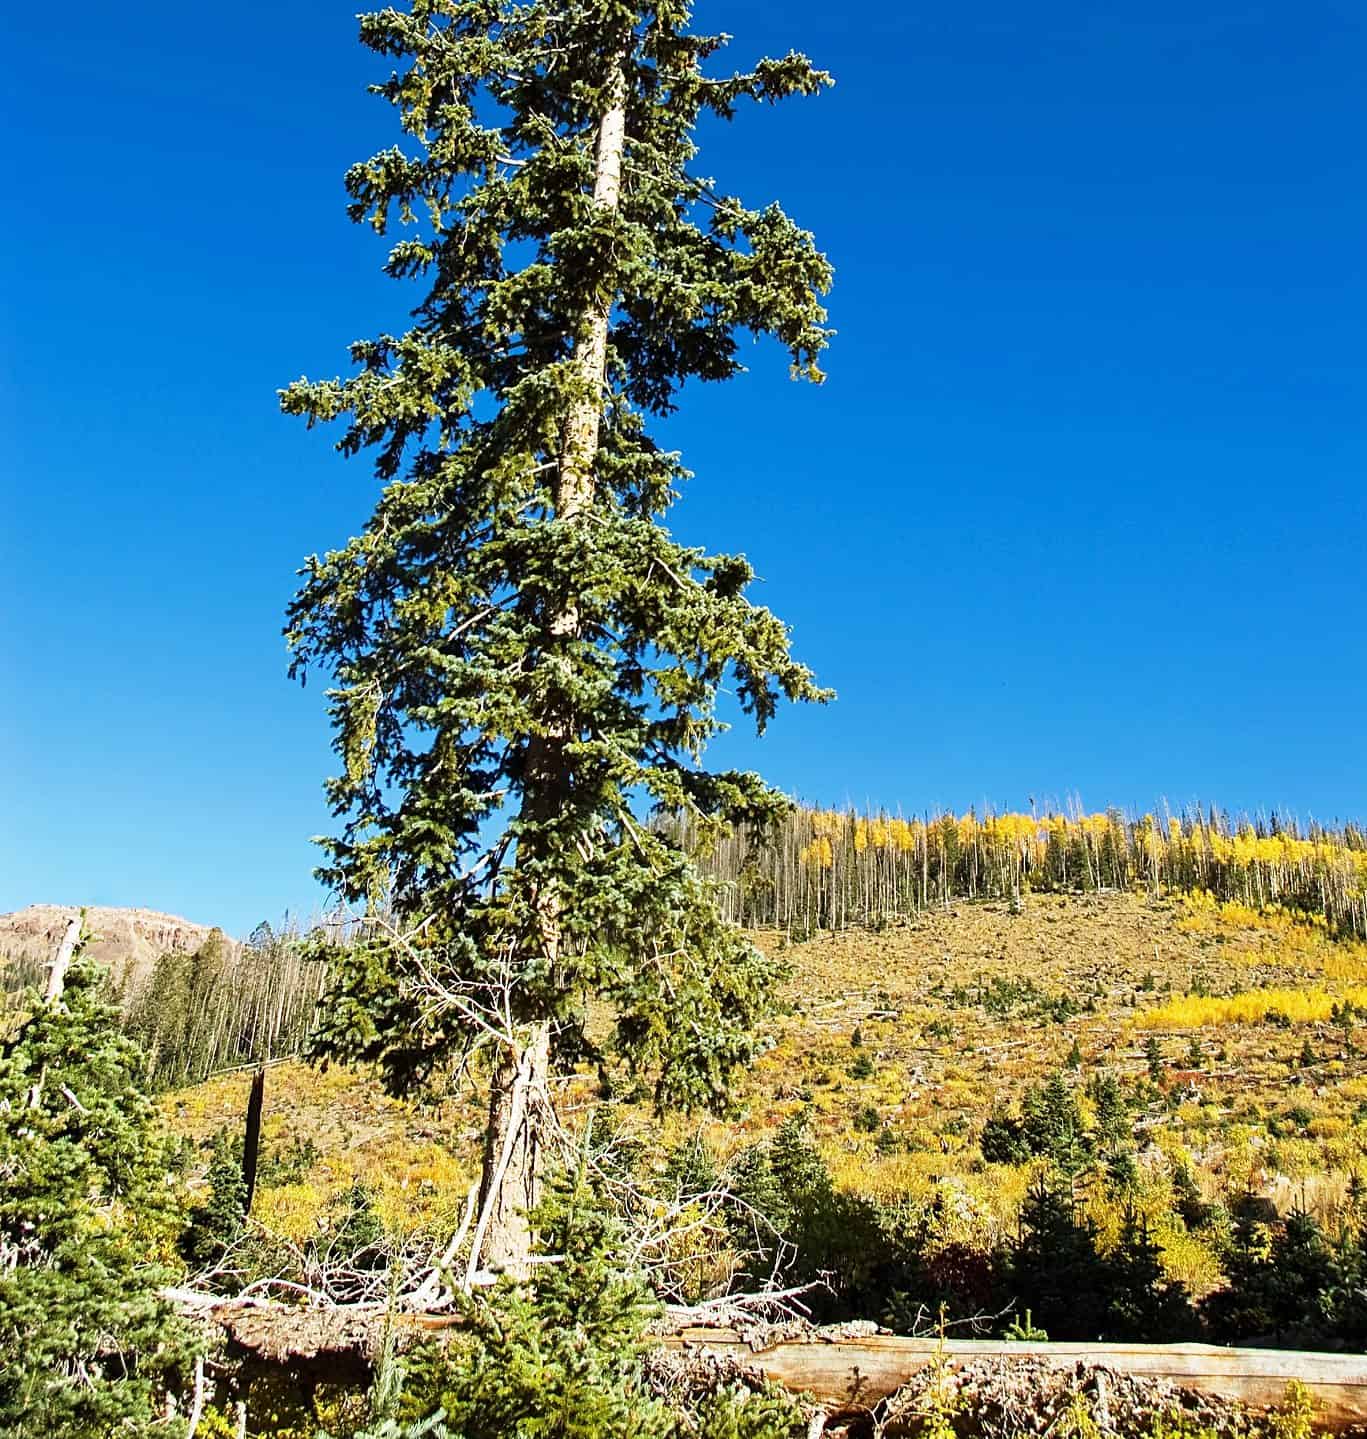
[669,1332,1367,1429]
[167,1294,463,1386]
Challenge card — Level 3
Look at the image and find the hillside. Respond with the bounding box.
[168,888,1367,1313]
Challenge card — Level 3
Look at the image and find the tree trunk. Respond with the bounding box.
[473,41,630,1279]
[26,915,83,1108]
[242,1066,265,1215]
[472,1022,551,1278]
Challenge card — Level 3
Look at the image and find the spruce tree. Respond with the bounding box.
[180,1127,248,1274]
[1020,1070,1088,1173]
[1010,1176,1109,1339]
[0,941,192,1435]
[285,0,833,1272]
[1103,1207,1196,1341]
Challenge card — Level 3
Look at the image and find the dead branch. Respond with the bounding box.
[45,915,82,1003]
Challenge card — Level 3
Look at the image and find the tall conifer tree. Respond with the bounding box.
[285,0,832,1272]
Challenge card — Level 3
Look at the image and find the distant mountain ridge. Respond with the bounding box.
[0,904,233,995]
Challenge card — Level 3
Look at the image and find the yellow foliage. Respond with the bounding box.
[800,836,835,869]
[1268,1381,1318,1439]
[1134,984,1367,1030]
[776,802,1367,940]
[1154,1224,1225,1297]
[253,1181,327,1244]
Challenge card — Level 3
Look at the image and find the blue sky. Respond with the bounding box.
[3,2,1365,935]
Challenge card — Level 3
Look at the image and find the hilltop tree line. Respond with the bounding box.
[674,805,1367,937]
[10,792,1367,1087]
[0,923,333,1088]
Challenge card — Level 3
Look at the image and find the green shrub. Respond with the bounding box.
[849,1051,875,1080]
[181,1127,247,1272]
[854,1102,881,1133]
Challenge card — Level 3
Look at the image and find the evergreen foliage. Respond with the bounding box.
[981,1069,1091,1172]
[1104,1207,1198,1342]
[1201,1203,1367,1348]
[1145,1035,1165,1080]
[980,1106,1030,1167]
[127,929,235,1083]
[0,950,193,1436]
[1009,1176,1111,1339]
[1087,1070,1132,1152]
[283,0,833,1268]
[728,1116,906,1321]
[410,1170,670,1438]
[1020,1071,1088,1174]
[397,1169,804,1439]
[285,0,830,1065]
[181,1127,248,1274]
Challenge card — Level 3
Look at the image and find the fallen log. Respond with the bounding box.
[668,1331,1367,1431]
[183,1296,1367,1431]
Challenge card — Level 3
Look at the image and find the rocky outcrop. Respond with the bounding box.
[0,904,233,996]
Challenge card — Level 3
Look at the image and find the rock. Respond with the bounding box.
[0,903,234,998]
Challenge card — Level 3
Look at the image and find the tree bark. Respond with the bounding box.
[474,41,630,1279]
[26,915,83,1109]
[472,1022,551,1279]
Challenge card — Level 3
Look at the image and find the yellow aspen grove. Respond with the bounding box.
[666,803,1367,939]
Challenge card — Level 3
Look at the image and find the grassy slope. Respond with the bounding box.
[169,891,1367,1293]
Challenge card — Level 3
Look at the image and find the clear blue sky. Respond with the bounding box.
[4,3,1365,935]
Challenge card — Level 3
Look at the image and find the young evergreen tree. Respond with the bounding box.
[180,1127,248,1275]
[395,1168,804,1439]
[0,943,192,1435]
[1020,1070,1088,1174]
[1010,1176,1109,1339]
[1103,1207,1197,1342]
[285,0,833,1273]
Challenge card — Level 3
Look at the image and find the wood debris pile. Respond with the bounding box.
[881,1357,1251,1438]
[646,1347,1255,1437]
